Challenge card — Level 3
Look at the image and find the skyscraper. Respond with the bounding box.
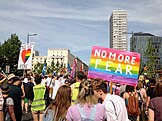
[109,10,128,50]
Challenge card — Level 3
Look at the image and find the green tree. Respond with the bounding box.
[33,62,43,74]
[139,57,144,75]
[0,34,22,75]
[144,38,157,78]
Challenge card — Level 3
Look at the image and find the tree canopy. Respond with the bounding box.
[143,38,157,78]
[0,34,22,75]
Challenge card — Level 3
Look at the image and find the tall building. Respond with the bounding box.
[109,10,128,50]
[32,48,88,72]
[130,32,162,70]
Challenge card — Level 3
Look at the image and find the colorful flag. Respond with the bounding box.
[42,60,47,76]
[67,63,72,73]
[70,59,77,78]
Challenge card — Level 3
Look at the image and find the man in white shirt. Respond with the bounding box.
[92,80,129,121]
[51,77,62,100]
[41,75,47,86]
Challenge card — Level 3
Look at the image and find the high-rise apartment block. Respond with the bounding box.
[130,32,162,70]
[109,10,128,50]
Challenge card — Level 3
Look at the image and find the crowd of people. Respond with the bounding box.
[0,70,162,121]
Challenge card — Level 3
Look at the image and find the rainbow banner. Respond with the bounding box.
[88,46,140,86]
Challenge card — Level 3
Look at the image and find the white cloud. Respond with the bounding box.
[0,0,162,64]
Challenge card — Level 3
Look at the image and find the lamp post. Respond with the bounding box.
[27,33,37,43]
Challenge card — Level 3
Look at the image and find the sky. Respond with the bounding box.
[0,0,162,65]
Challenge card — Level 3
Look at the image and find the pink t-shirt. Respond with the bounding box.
[66,103,106,121]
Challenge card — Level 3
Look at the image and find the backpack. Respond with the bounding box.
[24,82,34,100]
[24,82,31,99]
[77,105,96,121]
[127,93,140,116]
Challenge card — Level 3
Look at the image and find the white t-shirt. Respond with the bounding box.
[46,77,53,88]
[51,80,62,100]
[41,78,47,86]
[103,93,129,121]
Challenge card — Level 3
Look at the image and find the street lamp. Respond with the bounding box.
[27,33,37,43]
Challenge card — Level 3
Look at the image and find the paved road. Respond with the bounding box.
[22,111,33,121]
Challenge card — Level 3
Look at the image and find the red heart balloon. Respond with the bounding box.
[21,49,31,63]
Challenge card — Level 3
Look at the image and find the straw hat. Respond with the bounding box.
[8,73,16,81]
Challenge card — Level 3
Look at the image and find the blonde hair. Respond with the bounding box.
[77,79,98,106]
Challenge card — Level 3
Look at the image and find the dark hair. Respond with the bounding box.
[154,81,162,97]
[65,79,72,85]
[149,78,156,85]
[64,74,70,79]
[125,85,135,92]
[34,74,42,84]
[28,76,31,81]
[12,76,21,84]
[75,71,84,80]
[83,75,87,80]
[92,79,107,93]
[1,83,9,94]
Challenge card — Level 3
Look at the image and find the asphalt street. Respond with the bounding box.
[22,111,33,121]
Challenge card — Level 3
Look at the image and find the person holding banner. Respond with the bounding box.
[92,79,129,121]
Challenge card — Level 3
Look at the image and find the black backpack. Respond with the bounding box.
[24,82,34,100]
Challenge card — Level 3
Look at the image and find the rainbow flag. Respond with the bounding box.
[88,46,140,86]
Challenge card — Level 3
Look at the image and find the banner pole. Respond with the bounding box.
[23,69,26,78]
[109,82,113,94]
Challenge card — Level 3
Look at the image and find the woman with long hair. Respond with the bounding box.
[66,79,106,121]
[43,85,71,121]
[148,80,162,121]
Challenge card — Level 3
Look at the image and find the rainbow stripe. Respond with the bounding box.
[88,46,140,86]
